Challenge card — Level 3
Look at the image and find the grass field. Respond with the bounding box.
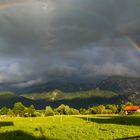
[0,115,140,140]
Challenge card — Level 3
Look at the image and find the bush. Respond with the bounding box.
[70,108,79,115]
[102,109,113,114]
[129,111,140,116]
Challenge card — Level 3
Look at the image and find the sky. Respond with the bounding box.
[0,0,140,88]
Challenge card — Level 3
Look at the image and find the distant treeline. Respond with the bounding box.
[0,102,134,117]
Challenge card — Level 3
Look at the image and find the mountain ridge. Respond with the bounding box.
[0,76,139,108]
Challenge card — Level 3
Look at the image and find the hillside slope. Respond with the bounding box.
[21,89,117,101]
[98,76,140,94]
[0,90,124,109]
[0,76,140,108]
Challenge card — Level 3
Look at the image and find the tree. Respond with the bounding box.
[70,108,79,115]
[7,109,14,117]
[79,108,87,115]
[106,105,119,114]
[24,105,36,117]
[97,105,105,114]
[0,107,9,115]
[119,101,133,114]
[27,105,36,117]
[64,105,71,115]
[13,102,25,117]
[124,101,133,106]
[89,106,99,114]
[55,104,71,115]
[45,106,54,116]
[55,104,65,115]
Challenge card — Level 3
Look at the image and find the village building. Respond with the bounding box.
[124,106,140,115]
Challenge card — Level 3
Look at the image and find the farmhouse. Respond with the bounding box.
[125,106,140,115]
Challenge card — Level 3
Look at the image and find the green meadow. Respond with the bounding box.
[0,115,140,140]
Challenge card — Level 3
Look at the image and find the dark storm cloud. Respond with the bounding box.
[0,0,140,87]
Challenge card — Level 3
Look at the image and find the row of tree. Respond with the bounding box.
[0,102,133,117]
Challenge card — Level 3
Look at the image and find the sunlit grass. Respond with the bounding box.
[0,115,140,140]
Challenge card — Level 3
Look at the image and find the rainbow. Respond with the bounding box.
[125,36,140,66]
[126,36,140,53]
[0,0,31,10]
[0,3,17,10]
[0,1,140,55]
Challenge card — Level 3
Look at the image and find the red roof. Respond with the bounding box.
[125,106,140,111]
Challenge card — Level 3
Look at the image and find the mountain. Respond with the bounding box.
[0,76,140,108]
[0,77,105,94]
[0,89,125,109]
[126,92,140,105]
[97,76,140,94]
[0,91,34,108]
[97,76,140,104]
[21,89,117,101]
[8,76,140,94]
[20,75,140,105]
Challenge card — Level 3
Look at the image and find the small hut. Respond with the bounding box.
[125,106,140,115]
